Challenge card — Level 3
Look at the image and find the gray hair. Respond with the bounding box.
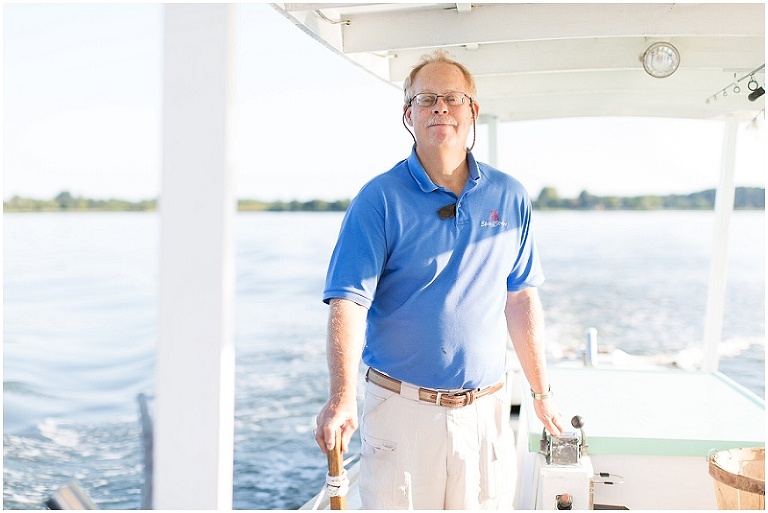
[403,50,478,105]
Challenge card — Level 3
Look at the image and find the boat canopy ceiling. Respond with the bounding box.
[272,3,765,122]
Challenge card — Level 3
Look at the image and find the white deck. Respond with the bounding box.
[517,368,765,509]
[525,368,765,456]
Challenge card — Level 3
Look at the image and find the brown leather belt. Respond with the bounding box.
[365,367,504,408]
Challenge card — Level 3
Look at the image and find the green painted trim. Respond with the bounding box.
[528,435,765,457]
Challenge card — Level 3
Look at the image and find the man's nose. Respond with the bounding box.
[432,97,450,113]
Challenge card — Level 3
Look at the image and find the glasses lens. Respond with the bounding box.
[415,94,437,107]
[413,93,467,107]
[445,93,464,105]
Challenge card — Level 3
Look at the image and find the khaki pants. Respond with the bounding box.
[359,377,517,509]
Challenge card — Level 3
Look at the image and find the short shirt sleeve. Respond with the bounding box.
[506,194,544,291]
[323,193,387,308]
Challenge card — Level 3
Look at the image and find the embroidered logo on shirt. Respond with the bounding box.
[481,210,508,228]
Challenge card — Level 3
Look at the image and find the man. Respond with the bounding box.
[314,50,564,509]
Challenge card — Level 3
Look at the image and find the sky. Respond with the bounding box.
[3,3,766,202]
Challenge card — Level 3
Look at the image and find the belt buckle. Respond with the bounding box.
[440,390,473,408]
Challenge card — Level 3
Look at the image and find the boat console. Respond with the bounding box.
[536,415,595,509]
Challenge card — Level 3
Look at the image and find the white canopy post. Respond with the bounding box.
[479,114,499,167]
[156,4,236,509]
[701,117,739,374]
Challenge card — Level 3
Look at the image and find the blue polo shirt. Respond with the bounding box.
[323,149,544,390]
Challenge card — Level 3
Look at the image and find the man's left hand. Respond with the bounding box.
[534,397,565,437]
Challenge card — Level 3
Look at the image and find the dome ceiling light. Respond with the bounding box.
[642,42,680,78]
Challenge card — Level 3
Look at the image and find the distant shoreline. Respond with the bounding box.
[3,187,764,212]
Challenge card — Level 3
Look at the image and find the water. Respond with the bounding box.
[3,210,764,509]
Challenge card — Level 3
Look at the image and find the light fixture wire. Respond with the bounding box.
[314,10,351,25]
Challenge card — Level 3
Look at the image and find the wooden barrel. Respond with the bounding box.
[709,447,765,510]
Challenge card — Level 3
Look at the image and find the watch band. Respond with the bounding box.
[531,386,553,400]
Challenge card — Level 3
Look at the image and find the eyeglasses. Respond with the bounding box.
[409,92,472,108]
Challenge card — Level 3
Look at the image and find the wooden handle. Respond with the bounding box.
[326,429,347,510]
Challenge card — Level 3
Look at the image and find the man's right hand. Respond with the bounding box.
[314,395,358,454]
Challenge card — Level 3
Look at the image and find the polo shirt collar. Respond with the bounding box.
[406,146,482,193]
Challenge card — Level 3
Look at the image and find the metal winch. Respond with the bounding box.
[536,415,594,510]
[540,415,589,465]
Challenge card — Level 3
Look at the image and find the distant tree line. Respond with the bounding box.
[533,186,764,210]
[237,198,351,212]
[2,191,349,212]
[3,191,157,212]
[3,187,763,212]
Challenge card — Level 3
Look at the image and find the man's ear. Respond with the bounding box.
[403,105,413,126]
